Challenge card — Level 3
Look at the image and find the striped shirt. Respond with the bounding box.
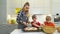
[16,10,28,24]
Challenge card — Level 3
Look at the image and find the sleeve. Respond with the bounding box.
[44,22,46,25]
[31,21,34,25]
[51,22,55,26]
[38,22,41,26]
[16,11,23,24]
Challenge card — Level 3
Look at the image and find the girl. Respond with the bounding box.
[31,15,42,28]
[44,16,55,27]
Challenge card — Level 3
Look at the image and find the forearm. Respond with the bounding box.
[33,23,40,27]
[22,22,27,26]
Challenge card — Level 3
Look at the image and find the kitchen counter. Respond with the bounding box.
[10,29,60,34]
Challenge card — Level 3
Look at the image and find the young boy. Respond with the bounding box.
[44,16,55,27]
[31,15,41,28]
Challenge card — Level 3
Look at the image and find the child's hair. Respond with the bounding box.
[46,16,51,21]
[32,15,36,19]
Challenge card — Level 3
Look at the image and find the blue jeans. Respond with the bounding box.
[18,24,27,28]
[18,24,27,31]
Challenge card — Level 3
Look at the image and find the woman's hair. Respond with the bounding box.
[32,15,36,19]
[22,2,30,19]
[22,2,30,10]
[46,16,51,21]
[23,2,30,8]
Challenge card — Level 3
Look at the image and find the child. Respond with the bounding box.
[31,15,41,28]
[44,16,55,27]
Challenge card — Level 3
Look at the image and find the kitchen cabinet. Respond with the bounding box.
[0,0,7,24]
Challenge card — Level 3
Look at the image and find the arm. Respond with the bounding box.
[16,11,23,24]
[38,22,42,27]
[51,22,55,27]
[32,23,41,27]
[16,11,27,26]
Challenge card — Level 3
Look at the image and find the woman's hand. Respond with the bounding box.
[23,22,27,26]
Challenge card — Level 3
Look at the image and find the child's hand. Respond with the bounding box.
[42,24,44,26]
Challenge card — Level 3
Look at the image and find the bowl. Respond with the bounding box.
[57,26,60,33]
[42,26,56,34]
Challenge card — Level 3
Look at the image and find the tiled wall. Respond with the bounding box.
[52,0,60,15]
[7,0,60,15]
[7,0,51,15]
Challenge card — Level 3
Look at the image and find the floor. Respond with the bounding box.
[0,24,17,34]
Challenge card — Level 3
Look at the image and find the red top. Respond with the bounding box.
[31,21,41,27]
[44,21,55,26]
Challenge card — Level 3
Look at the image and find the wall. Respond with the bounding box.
[7,0,60,15]
[7,0,51,24]
[0,0,60,24]
[52,0,60,15]
[7,0,22,15]
[7,0,51,15]
[7,0,60,24]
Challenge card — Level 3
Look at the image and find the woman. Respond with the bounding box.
[16,2,30,29]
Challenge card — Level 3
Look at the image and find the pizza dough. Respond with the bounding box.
[24,27,37,31]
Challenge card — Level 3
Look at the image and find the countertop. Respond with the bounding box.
[10,29,60,34]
